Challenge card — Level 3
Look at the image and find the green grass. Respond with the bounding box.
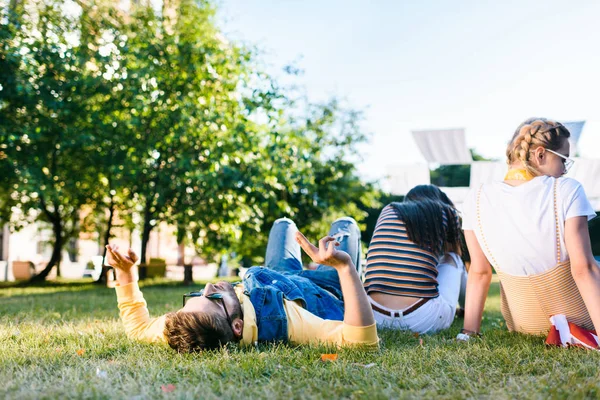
[2,278,599,400]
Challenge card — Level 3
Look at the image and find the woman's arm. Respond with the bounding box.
[462,230,493,334]
[564,216,600,332]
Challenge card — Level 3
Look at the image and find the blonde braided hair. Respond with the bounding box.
[506,118,571,176]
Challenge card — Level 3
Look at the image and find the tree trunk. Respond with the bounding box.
[140,221,152,264]
[30,220,62,282]
[176,223,185,266]
[60,210,80,278]
[176,223,192,284]
[177,241,185,266]
[96,200,115,284]
[55,253,61,277]
[183,264,193,285]
[139,202,154,279]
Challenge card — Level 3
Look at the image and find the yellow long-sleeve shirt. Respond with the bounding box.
[115,282,379,349]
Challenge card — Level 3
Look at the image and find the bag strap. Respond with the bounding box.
[553,178,561,264]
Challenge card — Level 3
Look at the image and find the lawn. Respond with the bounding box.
[1,278,599,399]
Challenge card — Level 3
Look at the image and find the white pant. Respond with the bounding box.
[370,253,467,334]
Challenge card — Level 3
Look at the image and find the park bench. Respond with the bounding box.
[139,258,167,279]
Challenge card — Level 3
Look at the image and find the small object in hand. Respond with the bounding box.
[320,353,338,362]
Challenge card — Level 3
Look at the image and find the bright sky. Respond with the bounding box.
[217,0,600,182]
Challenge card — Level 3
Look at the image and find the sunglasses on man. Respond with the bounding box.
[182,290,233,329]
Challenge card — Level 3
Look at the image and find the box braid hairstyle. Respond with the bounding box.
[506,118,571,176]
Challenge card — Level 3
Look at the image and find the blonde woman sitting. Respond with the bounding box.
[458,118,599,342]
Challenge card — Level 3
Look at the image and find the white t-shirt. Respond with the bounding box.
[462,176,597,276]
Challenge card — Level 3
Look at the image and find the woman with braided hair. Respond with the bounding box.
[457,118,600,344]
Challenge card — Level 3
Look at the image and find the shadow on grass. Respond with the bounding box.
[0,276,241,297]
[0,276,245,322]
[0,283,191,321]
[0,278,96,290]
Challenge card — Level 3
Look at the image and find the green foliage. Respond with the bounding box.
[2,279,600,398]
[430,149,491,187]
[96,1,259,263]
[359,191,404,244]
[0,0,379,277]
[0,0,116,279]
[0,151,15,224]
[221,99,380,265]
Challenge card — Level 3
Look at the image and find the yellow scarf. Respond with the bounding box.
[504,168,535,182]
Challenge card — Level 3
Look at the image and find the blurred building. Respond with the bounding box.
[0,216,204,281]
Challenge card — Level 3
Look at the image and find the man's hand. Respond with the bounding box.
[106,244,139,272]
[295,232,354,270]
[296,230,374,328]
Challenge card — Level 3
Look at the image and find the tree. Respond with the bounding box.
[0,0,381,282]
[77,1,138,282]
[0,0,23,224]
[107,0,262,266]
[0,0,111,280]
[212,99,381,266]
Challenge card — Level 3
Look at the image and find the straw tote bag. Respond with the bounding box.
[476,180,593,334]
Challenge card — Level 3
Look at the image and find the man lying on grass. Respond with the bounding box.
[107,217,378,353]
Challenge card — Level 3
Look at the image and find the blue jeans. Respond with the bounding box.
[264,217,362,301]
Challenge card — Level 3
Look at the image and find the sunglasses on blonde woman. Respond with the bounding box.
[545,148,575,172]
